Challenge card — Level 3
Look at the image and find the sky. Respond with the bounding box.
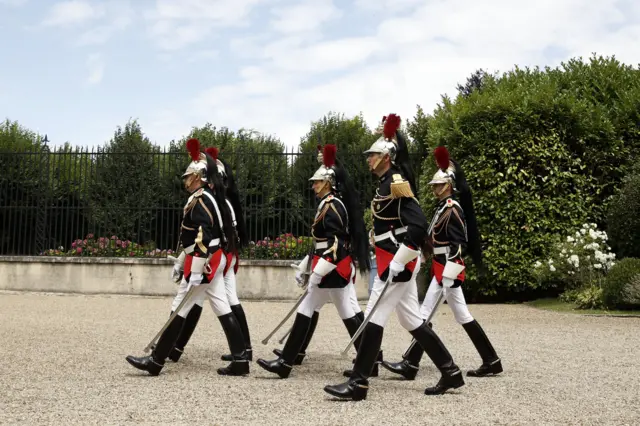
[2,0,640,149]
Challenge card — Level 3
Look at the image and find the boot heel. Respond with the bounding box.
[352,382,368,401]
[489,359,503,374]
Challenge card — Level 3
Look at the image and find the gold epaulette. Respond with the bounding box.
[390,174,414,199]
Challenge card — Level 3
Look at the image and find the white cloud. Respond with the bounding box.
[145,0,640,148]
[85,53,104,85]
[0,0,28,6]
[145,0,275,50]
[269,0,342,34]
[75,1,134,46]
[41,0,104,27]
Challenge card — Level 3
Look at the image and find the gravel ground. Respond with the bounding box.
[1,291,639,426]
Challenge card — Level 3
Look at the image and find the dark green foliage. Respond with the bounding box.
[418,55,640,299]
[607,162,640,259]
[602,258,640,309]
[88,120,164,241]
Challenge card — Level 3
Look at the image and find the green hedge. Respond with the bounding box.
[607,163,640,259]
[418,55,640,299]
[603,258,640,309]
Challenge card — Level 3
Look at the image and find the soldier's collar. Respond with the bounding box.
[379,167,395,182]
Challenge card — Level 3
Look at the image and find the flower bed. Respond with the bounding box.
[533,223,616,308]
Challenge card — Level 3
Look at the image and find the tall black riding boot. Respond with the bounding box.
[216,312,250,376]
[273,310,319,365]
[410,322,464,395]
[380,338,425,380]
[168,304,203,362]
[258,313,312,378]
[221,304,253,361]
[462,320,503,377]
[341,314,381,378]
[324,322,384,401]
[125,314,185,376]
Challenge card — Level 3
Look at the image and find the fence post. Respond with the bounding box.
[34,135,50,255]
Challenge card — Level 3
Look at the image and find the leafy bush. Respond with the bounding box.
[533,223,616,290]
[607,163,640,259]
[559,285,605,309]
[240,233,313,260]
[41,234,173,257]
[418,55,640,298]
[602,258,640,309]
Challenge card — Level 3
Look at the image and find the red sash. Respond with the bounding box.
[431,259,465,283]
[183,249,224,282]
[375,246,417,278]
[311,255,353,281]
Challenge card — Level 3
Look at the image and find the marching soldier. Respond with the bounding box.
[125,138,250,376]
[256,144,371,378]
[381,146,503,380]
[324,114,464,401]
[164,146,253,363]
[270,146,369,370]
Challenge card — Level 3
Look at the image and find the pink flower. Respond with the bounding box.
[83,239,87,245]
[297,238,303,243]
[129,252,135,257]
[76,247,82,254]
[86,233,94,239]
[274,243,280,248]
[116,240,122,247]
[273,253,279,258]
[111,235,117,240]
[99,237,106,243]
[72,242,77,248]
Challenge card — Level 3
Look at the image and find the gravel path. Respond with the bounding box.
[1,291,638,425]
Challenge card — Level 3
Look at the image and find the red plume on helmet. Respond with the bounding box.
[205,147,219,160]
[382,113,401,139]
[434,146,450,171]
[186,138,201,161]
[322,144,336,168]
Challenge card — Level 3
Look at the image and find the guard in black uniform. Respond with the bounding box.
[256,144,371,379]
[323,114,464,401]
[271,146,369,371]
[125,138,250,376]
[381,146,503,380]
[163,146,253,363]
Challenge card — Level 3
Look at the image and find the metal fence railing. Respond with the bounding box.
[0,146,423,259]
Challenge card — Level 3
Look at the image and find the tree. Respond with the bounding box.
[88,120,164,243]
[422,55,640,300]
[456,69,489,98]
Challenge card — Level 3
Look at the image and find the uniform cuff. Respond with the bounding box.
[295,255,310,272]
[392,244,420,265]
[175,251,186,266]
[190,256,207,275]
[313,257,337,277]
[442,261,465,280]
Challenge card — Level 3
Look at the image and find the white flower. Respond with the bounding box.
[594,263,602,269]
[580,229,587,235]
[611,262,616,267]
[534,261,542,268]
[588,229,598,240]
[575,231,581,237]
[561,249,567,254]
[548,259,554,264]
[567,236,575,243]
[568,271,575,275]
[549,265,556,272]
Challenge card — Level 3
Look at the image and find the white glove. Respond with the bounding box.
[189,273,204,286]
[442,277,455,288]
[171,263,183,282]
[308,272,322,287]
[388,260,404,281]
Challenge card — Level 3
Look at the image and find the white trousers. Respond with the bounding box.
[364,261,423,331]
[298,281,359,320]
[224,255,240,307]
[420,277,474,325]
[308,266,362,316]
[170,255,232,317]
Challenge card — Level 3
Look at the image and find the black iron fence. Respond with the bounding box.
[0,146,423,259]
